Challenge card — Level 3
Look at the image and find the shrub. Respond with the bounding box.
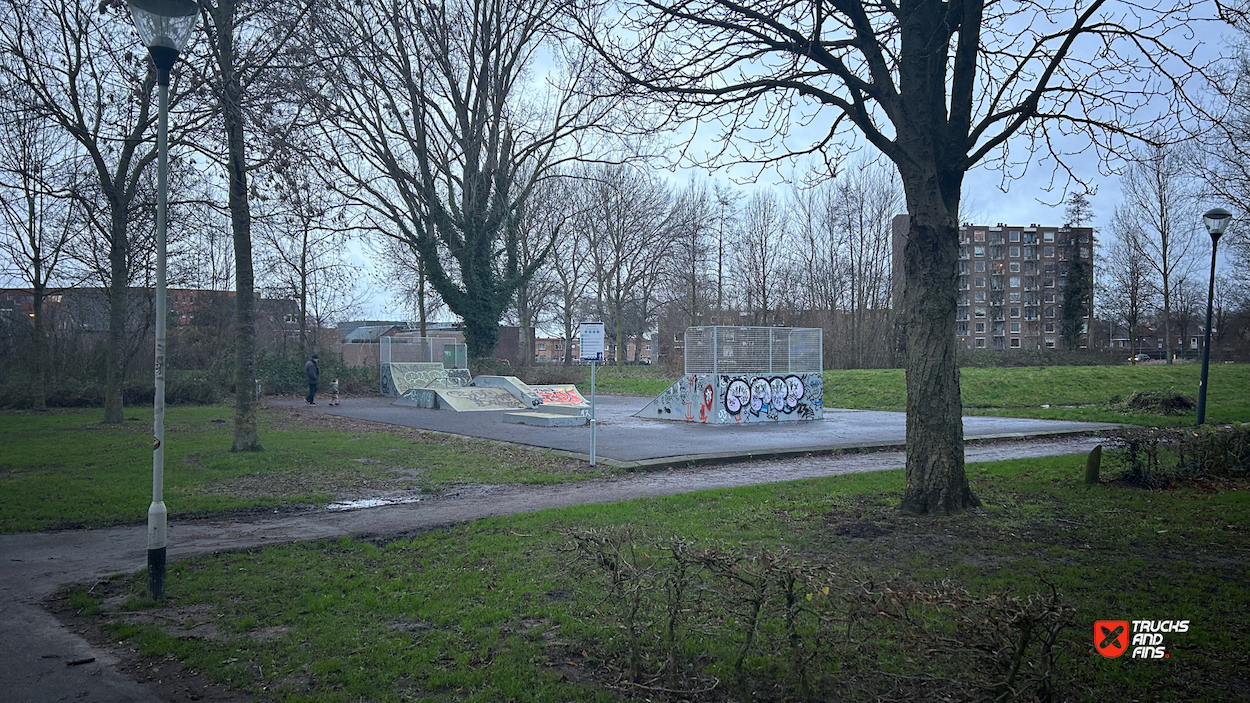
[565,527,1071,702]
[1107,424,1250,488]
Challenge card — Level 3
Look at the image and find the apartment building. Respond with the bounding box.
[892,216,1094,350]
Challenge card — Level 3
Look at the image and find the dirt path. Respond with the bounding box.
[0,435,1104,703]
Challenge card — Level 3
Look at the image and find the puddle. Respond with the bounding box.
[326,495,423,511]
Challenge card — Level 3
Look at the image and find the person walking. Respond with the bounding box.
[305,353,320,405]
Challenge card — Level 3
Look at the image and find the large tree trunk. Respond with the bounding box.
[218,5,261,452]
[103,206,128,424]
[463,312,500,361]
[31,283,47,411]
[897,191,979,515]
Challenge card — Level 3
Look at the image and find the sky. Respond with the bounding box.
[347,3,1243,323]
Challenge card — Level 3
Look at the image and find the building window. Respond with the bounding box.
[1045,322,1055,332]
[958,262,968,274]
[1010,337,1021,348]
[1081,247,1091,259]
[1044,246,1055,258]
[974,260,985,272]
[1011,322,1021,333]
[1044,292,1055,303]
[1045,306,1055,318]
[1009,276,1021,288]
[975,277,985,287]
[1044,277,1055,288]
[537,343,546,350]
[974,291,986,302]
[974,245,985,257]
[1010,292,1021,302]
[975,231,986,242]
[1009,261,1020,272]
[1045,337,1056,348]
[975,307,987,318]
[1044,231,1055,242]
[975,322,986,333]
[1190,337,1198,349]
[1009,246,1020,257]
[1010,231,1021,242]
[959,246,968,259]
[1010,307,1021,318]
[976,338,986,348]
[959,277,970,290]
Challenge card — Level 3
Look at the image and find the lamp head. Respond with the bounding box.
[1203,207,1233,240]
[127,0,199,52]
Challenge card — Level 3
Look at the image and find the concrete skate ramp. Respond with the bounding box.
[433,386,526,411]
[381,363,472,397]
[471,376,543,408]
[532,384,589,407]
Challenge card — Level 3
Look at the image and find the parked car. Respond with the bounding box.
[1129,353,1151,362]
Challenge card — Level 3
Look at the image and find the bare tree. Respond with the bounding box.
[0,102,82,409]
[0,1,192,422]
[666,177,715,330]
[254,161,360,354]
[314,0,617,361]
[581,164,675,367]
[194,0,319,450]
[571,0,1222,513]
[1114,142,1201,364]
[509,175,566,365]
[550,173,593,365]
[1106,216,1156,361]
[734,190,788,325]
[830,157,901,367]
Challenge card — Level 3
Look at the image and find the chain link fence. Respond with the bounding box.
[684,326,823,375]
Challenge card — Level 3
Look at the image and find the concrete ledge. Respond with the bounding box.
[502,411,589,427]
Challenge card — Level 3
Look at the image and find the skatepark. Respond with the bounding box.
[276,393,1119,468]
[334,326,1118,468]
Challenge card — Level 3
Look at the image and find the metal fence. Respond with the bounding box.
[380,335,465,367]
[684,326,823,375]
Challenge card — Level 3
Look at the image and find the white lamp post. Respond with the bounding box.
[1197,207,1232,426]
[127,0,198,601]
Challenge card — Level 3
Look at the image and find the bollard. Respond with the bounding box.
[1085,444,1103,484]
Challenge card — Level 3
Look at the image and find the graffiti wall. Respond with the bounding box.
[532,385,589,406]
[636,373,823,423]
[381,363,472,397]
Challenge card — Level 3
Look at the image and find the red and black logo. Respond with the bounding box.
[1095,620,1129,658]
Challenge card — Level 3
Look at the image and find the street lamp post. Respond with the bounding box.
[1197,207,1232,427]
[126,0,199,601]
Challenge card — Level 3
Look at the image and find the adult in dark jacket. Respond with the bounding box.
[305,354,320,405]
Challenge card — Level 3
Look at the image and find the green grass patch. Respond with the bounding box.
[543,364,1250,425]
[63,455,1250,701]
[0,406,604,534]
[823,364,1250,425]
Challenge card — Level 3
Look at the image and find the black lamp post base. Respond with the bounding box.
[147,547,166,601]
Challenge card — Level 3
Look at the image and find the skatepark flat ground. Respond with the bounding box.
[272,395,1119,467]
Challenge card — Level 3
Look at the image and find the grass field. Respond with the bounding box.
[60,454,1250,702]
[588,364,1250,426]
[0,406,603,534]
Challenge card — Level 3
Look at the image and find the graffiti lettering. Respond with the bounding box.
[725,379,751,414]
[535,387,585,405]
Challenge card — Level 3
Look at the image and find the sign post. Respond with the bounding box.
[578,322,605,465]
